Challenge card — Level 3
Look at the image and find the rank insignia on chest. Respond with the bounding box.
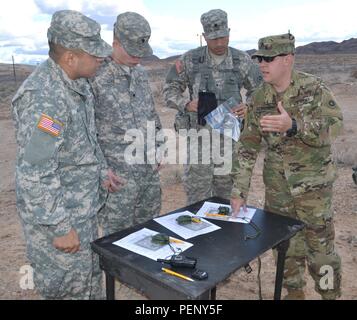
[37,114,63,137]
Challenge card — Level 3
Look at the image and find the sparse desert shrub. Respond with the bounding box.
[332,142,357,166]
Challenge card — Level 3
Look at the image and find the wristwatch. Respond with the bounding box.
[286,118,297,137]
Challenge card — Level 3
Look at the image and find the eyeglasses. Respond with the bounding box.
[255,54,288,63]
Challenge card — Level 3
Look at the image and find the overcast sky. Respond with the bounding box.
[0,0,356,64]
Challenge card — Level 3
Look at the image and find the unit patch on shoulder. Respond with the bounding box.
[37,114,63,137]
[328,100,336,108]
[175,59,184,74]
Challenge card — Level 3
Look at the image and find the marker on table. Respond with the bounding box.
[162,267,194,282]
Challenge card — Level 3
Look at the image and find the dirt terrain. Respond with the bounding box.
[0,54,356,300]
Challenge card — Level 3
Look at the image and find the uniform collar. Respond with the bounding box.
[263,70,300,103]
[206,46,232,67]
[107,56,135,76]
[48,57,89,96]
[283,71,300,99]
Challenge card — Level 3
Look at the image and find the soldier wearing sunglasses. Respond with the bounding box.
[230,33,343,300]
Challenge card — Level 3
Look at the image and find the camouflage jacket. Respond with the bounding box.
[11,58,107,236]
[163,46,262,130]
[231,71,343,199]
[90,57,162,178]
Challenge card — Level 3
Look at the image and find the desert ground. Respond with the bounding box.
[0,54,356,300]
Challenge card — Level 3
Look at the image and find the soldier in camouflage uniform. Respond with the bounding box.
[90,12,162,236]
[230,33,343,299]
[11,10,119,299]
[164,9,262,205]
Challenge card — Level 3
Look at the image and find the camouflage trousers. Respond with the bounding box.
[99,166,161,236]
[182,133,236,205]
[183,164,233,205]
[23,216,103,299]
[265,183,342,299]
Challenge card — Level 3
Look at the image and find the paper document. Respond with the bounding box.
[154,211,221,239]
[196,201,256,224]
[113,228,193,261]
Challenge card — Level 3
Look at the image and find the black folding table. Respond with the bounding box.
[91,196,304,300]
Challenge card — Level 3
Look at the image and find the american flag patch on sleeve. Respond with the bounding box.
[37,114,63,137]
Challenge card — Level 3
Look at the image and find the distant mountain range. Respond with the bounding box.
[144,38,357,62]
[5,38,357,68]
[295,38,357,54]
[246,38,357,56]
[141,54,178,64]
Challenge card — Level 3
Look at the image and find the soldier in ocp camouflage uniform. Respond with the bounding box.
[90,12,162,236]
[164,9,262,205]
[230,33,343,299]
[11,10,118,299]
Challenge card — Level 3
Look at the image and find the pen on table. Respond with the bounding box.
[169,237,184,244]
[191,217,202,223]
[162,267,194,282]
[205,213,230,218]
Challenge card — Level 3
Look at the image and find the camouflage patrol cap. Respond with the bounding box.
[252,33,295,58]
[47,10,112,58]
[200,9,230,40]
[114,12,153,58]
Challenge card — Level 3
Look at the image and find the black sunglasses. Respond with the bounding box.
[255,54,288,63]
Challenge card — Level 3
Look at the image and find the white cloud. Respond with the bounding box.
[35,0,149,16]
[0,1,39,37]
[0,0,50,63]
[148,0,357,56]
[148,14,202,58]
[0,3,46,50]
[229,0,357,50]
[0,0,152,63]
[0,0,356,64]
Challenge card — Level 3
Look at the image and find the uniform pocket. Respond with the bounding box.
[174,111,190,132]
[305,218,335,254]
[64,112,97,165]
[33,262,67,299]
[23,129,57,164]
[221,76,239,101]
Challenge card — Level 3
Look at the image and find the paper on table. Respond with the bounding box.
[112,228,193,261]
[196,201,256,224]
[154,211,221,239]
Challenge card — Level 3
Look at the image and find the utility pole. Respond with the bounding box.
[12,55,17,85]
[197,34,202,47]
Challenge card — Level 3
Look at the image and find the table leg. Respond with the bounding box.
[274,240,289,300]
[197,287,216,300]
[210,287,217,300]
[105,272,115,300]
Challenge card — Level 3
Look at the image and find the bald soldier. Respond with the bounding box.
[164,9,262,205]
[230,33,343,300]
[11,10,120,299]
